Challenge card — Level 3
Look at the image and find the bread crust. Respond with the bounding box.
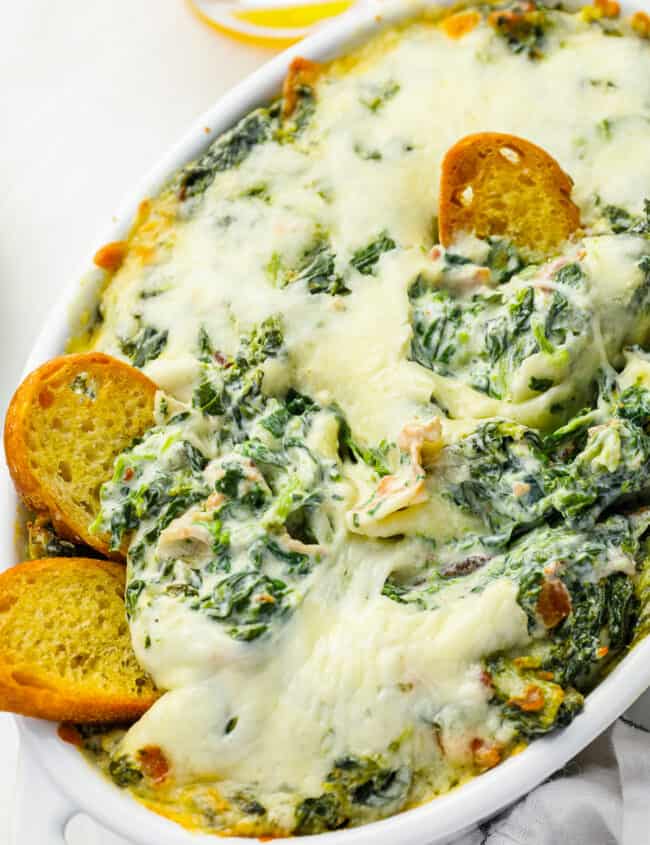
[0,558,159,722]
[439,132,580,253]
[4,353,156,559]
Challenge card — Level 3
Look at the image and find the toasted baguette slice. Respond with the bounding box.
[0,558,159,722]
[439,132,580,255]
[4,353,156,558]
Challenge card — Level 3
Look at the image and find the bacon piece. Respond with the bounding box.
[282,57,321,118]
[595,0,620,17]
[507,684,546,712]
[537,577,572,628]
[512,481,531,498]
[348,418,442,532]
[479,669,494,691]
[488,2,537,35]
[441,554,490,578]
[93,241,128,273]
[441,10,481,38]
[632,10,650,36]
[277,532,326,556]
[471,738,502,770]
[397,417,442,468]
[138,745,169,784]
[57,723,82,746]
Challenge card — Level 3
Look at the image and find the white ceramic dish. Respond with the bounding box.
[5,1,650,842]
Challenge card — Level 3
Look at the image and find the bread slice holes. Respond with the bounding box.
[499,146,520,164]
[58,461,72,483]
[459,185,474,207]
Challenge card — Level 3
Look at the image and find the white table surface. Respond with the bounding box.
[1,2,274,840]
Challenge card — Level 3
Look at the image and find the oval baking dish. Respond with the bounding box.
[5,1,650,843]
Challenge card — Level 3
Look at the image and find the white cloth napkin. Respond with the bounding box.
[455,690,650,845]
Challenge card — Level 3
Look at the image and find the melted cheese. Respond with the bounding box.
[93,8,650,429]
[123,550,528,790]
[83,3,650,835]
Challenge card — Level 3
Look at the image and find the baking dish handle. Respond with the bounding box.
[12,747,76,845]
[13,745,134,845]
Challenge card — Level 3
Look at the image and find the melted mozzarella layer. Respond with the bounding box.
[85,5,650,831]
[124,550,528,792]
[94,11,650,433]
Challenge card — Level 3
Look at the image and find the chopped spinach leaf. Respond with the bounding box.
[409,263,591,404]
[617,384,650,429]
[353,142,382,161]
[260,407,290,438]
[192,316,284,437]
[119,325,168,368]
[271,237,349,296]
[201,571,291,641]
[360,80,400,112]
[603,204,635,233]
[544,414,650,528]
[241,439,288,468]
[124,579,146,618]
[350,231,397,276]
[489,0,552,60]
[295,794,347,834]
[554,262,584,287]
[335,409,391,476]
[603,199,650,235]
[488,654,584,737]
[327,756,411,809]
[285,388,317,416]
[486,238,524,284]
[109,756,143,788]
[240,182,270,202]
[295,239,349,296]
[529,377,554,393]
[178,109,274,201]
[443,420,547,545]
[197,325,214,361]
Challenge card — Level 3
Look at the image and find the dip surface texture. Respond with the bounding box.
[77,2,650,836]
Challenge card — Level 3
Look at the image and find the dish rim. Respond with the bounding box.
[5,1,650,842]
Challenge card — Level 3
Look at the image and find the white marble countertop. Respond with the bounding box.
[1,2,273,839]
